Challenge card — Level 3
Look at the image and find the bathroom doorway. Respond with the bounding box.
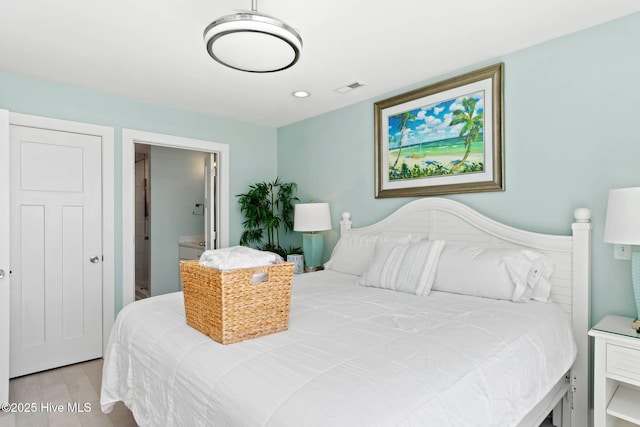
[133,143,217,300]
[122,129,230,308]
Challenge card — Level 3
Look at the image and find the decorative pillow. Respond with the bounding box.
[358,239,445,296]
[432,245,554,302]
[524,251,555,302]
[324,231,428,276]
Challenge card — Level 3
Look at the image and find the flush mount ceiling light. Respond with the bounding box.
[204,0,302,73]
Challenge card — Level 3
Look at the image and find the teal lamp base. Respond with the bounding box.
[302,233,324,272]
[633,252,640,332]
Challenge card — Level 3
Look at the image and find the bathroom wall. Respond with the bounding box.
[149,145,208,296]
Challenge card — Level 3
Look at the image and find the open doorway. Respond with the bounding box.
[122,129,229,308]
[133,143,218,300]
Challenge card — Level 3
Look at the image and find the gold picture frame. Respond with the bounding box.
[374,63,504,198]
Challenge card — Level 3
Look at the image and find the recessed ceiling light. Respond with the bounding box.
[292,91,310,98]
[334,81,367,94]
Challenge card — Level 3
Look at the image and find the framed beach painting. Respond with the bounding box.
[374,63,504,198]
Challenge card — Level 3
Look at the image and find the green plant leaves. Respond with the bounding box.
[237,178,299,256]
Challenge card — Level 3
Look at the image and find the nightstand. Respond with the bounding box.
[589,315,640,427]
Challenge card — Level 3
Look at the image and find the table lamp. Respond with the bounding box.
[293,202,331,272]
[603,187,640,331]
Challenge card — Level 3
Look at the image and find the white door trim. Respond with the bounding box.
[122,129,229,308]
[0,110,10,403]
[3,112,115,354]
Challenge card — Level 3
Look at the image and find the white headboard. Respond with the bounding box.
[339,197,591,427]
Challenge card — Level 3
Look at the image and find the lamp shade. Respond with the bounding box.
[604,187,640,244]
[294,203,331,232]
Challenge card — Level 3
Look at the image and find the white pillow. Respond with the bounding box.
[358,239,445,296]
[432,245,554,302]
[524,251,555,302]
[324,231,427,276]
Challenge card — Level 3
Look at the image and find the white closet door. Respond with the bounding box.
[10,124,103,377]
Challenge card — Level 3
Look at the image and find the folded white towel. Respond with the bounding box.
[198,246,283,270]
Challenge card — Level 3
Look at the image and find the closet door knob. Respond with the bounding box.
[0,269,4,279]
[89,256,100,264]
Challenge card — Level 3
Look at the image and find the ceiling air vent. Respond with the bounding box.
[334,81,366,94]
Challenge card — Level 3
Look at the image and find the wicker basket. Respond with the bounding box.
[179,260,294,344]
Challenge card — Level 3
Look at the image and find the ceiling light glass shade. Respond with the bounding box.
[204,12,302,73]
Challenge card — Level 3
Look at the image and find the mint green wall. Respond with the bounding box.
[278,12,640,325]
[2,12,638,323]
[0,72,278,312]
[149,146,208,297]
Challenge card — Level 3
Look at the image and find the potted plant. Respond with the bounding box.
[237,178,300,258]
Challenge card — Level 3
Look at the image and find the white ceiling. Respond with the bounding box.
[1,1,638,128]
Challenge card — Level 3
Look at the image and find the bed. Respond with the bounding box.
[101,198,591,427]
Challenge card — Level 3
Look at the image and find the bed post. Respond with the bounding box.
[569,207,592,427]
[340,212,352,236]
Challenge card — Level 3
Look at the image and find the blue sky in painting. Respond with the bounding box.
[388,90,484,148]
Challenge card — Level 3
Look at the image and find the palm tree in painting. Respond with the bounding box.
[391,111,416,169]
[449,97,483,172]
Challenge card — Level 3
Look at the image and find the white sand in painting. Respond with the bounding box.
[391,152,484,171]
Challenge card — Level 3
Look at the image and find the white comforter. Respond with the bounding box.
[101,270,576,427]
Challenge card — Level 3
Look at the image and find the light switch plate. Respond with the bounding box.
[614,244,632,260]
